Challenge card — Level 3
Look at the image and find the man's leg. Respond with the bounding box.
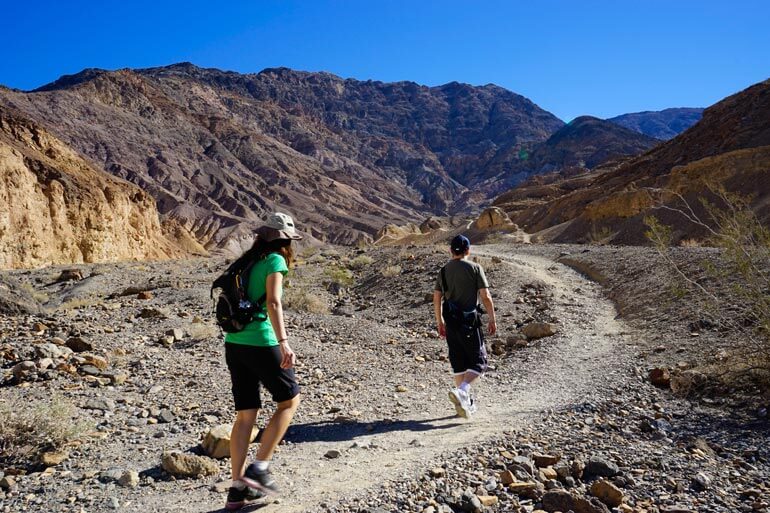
[231,409,259,481]
[255,395,300,461]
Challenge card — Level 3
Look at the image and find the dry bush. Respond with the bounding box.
[645,185,770,391]
[347,255,374,269]
[19,283,49,304]
[324,265,355,287]
[284,287,329,314]
[381,265,402,277]
[0,396,86,467]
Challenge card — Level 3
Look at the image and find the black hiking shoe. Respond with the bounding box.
[225,484,264,510]
[241,464,279,495]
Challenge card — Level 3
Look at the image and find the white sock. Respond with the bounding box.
[459,382,471,394]
[253,460,269,471]
[233,480,246,490]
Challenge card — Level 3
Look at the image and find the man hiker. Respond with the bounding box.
[433,235,496,418]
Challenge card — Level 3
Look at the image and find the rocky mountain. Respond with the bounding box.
[0,106,196,269]
[518,116,659,172]
[608,107,704,140]
[495,78,770,244]
[0,63,564,249]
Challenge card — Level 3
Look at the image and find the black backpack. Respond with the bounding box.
[211,256,268,333]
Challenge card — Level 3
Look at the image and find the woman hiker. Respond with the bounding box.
[224,212,302,510]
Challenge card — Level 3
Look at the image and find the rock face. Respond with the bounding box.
[0,63,564,248]
[608,107,704,140]
[473,207,515,230]
[495,78,770,244]
[519,116,660,173]
[0,107,192,269]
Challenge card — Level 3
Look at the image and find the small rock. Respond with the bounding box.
[649,367,671,388]
[12,360,36,381]
[66,337,93,353]
[84,398,116,411]
[137,291,153,300]
[533,453,560,467]
[0,476,16,491]
[56,269,84,282]
[40,451,69,466]
[161,451,219,477]
[521,322,557,340]
[584,456,619,479]
[395,385,408,393]
[692,471,711,491]
[324,449,341,459]
[590,480,624,507]
[430,468,446,478]
[478,495,498,506]
[500,470,516,485]
[202,424,260,459]
[165,328,185,341]
[118,470,140,488]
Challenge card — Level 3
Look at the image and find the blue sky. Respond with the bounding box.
[1,0,768,121]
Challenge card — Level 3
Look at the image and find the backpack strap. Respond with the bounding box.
[440,265,448,294]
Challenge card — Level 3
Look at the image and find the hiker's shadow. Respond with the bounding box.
[204,502,269,513]
[284,415,460,444]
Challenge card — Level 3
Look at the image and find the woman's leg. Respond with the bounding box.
[255,395,300,461]
[231,409,259,481]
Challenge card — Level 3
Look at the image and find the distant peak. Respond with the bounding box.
[33,68,109,92]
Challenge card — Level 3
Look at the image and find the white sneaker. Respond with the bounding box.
[467,396,478,415]
[448,388,470,419]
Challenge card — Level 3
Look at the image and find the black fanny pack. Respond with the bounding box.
[442,300,483,328]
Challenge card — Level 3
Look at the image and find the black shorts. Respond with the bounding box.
[225,343,300,411]
[445,322,487,376]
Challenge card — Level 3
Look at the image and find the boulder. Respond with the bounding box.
[522,322,557,340]
[161,451,219,477]
[11,360,36,381]
[56,269,85,283]
[202,424,260,459]
[583,456,619,479]
[474,207,515,230]
[590,480,624,507]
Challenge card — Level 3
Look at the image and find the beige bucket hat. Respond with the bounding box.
[257,212,303,241]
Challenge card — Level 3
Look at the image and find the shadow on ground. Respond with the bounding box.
[284,415,461,443]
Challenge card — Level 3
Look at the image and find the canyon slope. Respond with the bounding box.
[0,106,196,269]
[495,78,770,244]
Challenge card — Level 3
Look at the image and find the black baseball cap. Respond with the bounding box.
[450,234,470,254]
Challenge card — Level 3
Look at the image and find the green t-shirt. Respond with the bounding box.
[224,252,289,347]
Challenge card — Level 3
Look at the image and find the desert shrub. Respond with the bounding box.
[0,396,86,467]
[324,266,355,287]
[347,255,374,269]
[284,287,329,314]
[19,283,49,304]
[645,185,770,390]
[381,265,402,277]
